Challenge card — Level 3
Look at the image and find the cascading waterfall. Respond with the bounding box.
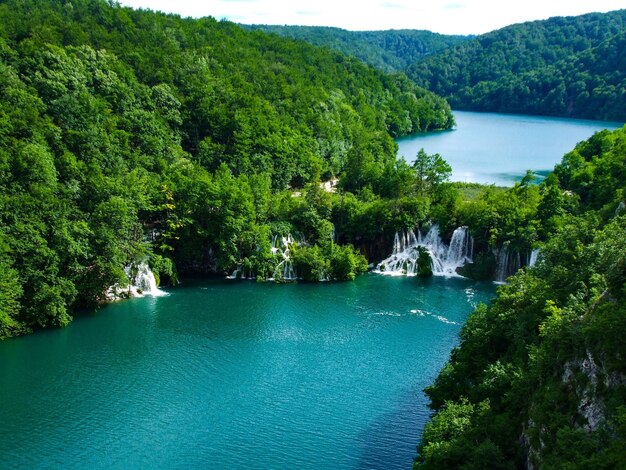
[125,262,168,297]
[227,233,303,281]
[376,225,473,277]
[271,234,298,281]
[106,261,167,299]
[494,246,521,283]
[495,246,541,283]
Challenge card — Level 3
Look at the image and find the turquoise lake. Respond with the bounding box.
[0,275,494,469]
[397,111,623,185]
[1,111,622,469]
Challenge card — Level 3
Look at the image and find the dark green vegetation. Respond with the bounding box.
[247,11,626,122]
[415,128,626,468]
[408,10,626,121]
[0,0,458,338]
[244,25,469,73]
[1,1,625,467]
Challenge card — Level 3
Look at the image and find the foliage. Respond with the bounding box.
[244,25,470,73]
[413,148,452,196]
[408,10,626,121]
[416,128,626,468]
[291,245,329,282]
[288,242,367,282]
[415,246,433,278]
[0,0,457,338]
[329,244,369,281]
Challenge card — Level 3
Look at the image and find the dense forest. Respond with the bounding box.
[0,0,457,338]
[1,1,625,467]
[246,11,626,121]
[407,10,626,121]
[414,127,626,468]
[243,25,469,73]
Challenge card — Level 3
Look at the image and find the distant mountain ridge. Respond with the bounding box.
[249,11,626,121]
[242,25,470,73]
[407,10,626,121]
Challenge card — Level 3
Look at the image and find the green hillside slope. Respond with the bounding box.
[415,127,626,469]
[407,10,626,121]
[244,25,469,73]
[0,0,453,337]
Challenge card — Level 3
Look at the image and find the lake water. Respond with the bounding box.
[0,275,495,469]
[397,111,623,185]
[3,110,620,469]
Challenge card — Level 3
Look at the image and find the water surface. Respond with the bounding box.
[397,111,623,185]
[0,275,494,469]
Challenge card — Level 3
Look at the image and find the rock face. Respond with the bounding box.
[562,350,606,432]
[522,348,626,468]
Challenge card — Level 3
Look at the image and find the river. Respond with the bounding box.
[397,111,623,185]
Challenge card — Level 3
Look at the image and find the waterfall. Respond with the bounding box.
[227,233,302,281]
[271,234,299,281]
[494,246,521,283]
[528,249,539,268]
[376,225,473,277]
[106,261,167,300]
[226,266,249,280]
[125,262,168,297]
[495,248,508,283]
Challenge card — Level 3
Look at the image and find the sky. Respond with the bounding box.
[117,0,625,35]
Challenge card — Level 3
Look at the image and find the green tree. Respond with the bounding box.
[413,149,452,196]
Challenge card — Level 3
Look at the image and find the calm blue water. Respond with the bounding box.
[397,111,623,185]
[5,111,614,469]
[0,275,494,469]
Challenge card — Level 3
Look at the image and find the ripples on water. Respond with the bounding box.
[0,275,494,469]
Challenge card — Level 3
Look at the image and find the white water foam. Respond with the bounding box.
[376,225,473,277]
[126,262,168,297]
[106,261,167,300]
[409,308,457,324]
[227,233,307,281]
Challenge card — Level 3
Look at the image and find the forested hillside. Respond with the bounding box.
[407,10,626,121]
[0,0,454,338]
[244,25,469,73]
[415,127,626,468]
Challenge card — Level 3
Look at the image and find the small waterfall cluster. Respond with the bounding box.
[226,262,256,280]
[106,261,167,300]
[494,247,540,283]
[494,246,521,284]
[227,233,303,281]
[270,234,299,281]
[125,262,168,297]
[377,225,473,277]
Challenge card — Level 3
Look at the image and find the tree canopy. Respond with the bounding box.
[244,24,470,73]
[407,10,626,121]
[415,126,626,469]
[0,0,456,338]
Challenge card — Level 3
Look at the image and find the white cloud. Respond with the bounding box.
[118,0,626,34]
